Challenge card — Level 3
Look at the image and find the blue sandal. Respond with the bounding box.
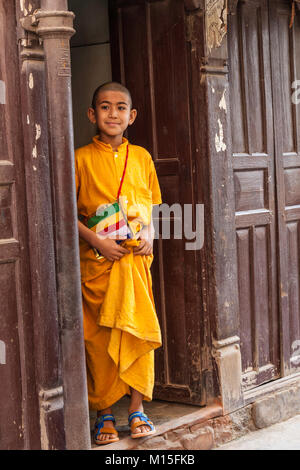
[128,411,156,439]
[94,414,119,445]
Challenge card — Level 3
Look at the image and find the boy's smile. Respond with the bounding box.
[88,90,137,150]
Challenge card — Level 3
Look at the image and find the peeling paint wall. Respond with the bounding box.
[0,340,6,364]
[0,80,5,104]
[29,72,34,89]
[206,0,227,53]
[215,118,226,152]
[219,89,227,112]
[35,123,41,141]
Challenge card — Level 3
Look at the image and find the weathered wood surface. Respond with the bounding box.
[110,0,205,405]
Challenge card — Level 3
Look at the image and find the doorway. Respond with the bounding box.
[69,0,206,408]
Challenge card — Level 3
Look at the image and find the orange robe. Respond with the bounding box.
[75,136,162,410]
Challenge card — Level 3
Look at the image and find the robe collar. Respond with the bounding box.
[92,135,129,152]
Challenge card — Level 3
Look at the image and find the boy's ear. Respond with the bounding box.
[128,108,137,126]
[87,107,97,124]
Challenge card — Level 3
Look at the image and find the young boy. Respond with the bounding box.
[75,81,162,445]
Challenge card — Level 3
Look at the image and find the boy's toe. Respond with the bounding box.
[132,423,151,434]
[130,415,155,437]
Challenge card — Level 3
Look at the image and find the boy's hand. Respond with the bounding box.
[94,237,130,261]
[132,239,153,256]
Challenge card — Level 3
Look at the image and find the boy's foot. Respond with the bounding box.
[128,410,156,438]
[94,413,119,445]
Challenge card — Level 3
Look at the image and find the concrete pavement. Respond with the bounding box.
[216,413,300,450]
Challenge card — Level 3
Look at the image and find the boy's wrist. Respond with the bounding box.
[92,232,106,249]
[139,232,154,247]
[82,227,101,248]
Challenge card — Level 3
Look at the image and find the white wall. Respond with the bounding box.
[69,0,112,149]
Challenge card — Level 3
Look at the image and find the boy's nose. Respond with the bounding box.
[109,107,118,118]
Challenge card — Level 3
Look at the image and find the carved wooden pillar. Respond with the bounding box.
[37,0,91,449]
[18,0,91,449]
[185,0,244,413]
[17,0,66,449]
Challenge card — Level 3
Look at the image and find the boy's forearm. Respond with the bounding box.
[78,220,98,247]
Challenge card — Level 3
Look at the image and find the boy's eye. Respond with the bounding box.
[118,106,126,111]
[101,105,109,110]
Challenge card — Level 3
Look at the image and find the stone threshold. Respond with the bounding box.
[91,373,300,450]
[92,400,223,450]
[244,371,300,405]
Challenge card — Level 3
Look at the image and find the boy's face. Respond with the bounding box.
[88,90,137,140]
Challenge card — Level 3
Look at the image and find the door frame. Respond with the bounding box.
[15,0,91,449]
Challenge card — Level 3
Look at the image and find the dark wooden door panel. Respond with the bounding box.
[228,0,280,390]
[270,0,300,376]
[0,0,39,449]
[0,7,24,449]
[110,0,204,404]
[229,0,300,387]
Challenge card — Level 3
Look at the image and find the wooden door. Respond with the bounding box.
[269,0,300,376]
[228,0,300,390]
[0,1,39,449]
[228,0,281,390]
[109,0,205,405]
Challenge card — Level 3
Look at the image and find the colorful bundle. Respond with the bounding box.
[89,200,134,239]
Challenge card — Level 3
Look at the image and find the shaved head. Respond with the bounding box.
[92,81,132,110]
